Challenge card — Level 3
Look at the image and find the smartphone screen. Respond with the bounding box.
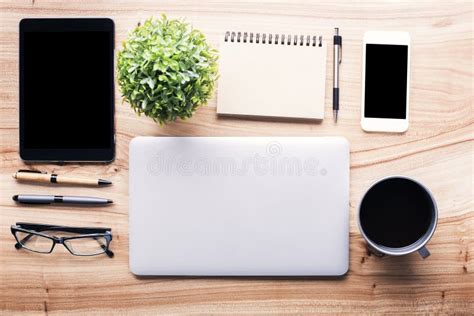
[364,44,408,119]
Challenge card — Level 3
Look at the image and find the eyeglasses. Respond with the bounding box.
[11,222,114,257]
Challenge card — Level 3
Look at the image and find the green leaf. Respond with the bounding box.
[117,14,219,125]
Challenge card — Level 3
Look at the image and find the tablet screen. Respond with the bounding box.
[20,19,114,161]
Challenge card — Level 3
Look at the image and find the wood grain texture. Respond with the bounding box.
[0,0,473,314]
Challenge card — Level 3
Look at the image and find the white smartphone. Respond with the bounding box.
[361,31,410,133]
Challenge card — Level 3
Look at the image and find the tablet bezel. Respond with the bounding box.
[19,18,115,162]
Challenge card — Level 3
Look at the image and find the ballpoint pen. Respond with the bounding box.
[13,169,112,186]
[12,194,113,205]
[333,27,342,123]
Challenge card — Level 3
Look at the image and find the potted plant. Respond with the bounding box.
[117,15,218,124]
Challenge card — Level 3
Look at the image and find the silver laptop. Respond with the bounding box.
[129,137,349,276]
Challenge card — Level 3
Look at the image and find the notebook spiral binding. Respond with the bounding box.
[224,31,322,47]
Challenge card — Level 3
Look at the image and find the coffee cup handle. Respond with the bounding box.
[418,246,430,259]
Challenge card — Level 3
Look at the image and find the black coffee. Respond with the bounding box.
[359,178,434,248]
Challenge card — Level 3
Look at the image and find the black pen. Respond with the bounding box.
[13,194,113,205]
[333,27,342,123]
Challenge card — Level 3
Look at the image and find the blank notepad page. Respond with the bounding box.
[217,32,327,120]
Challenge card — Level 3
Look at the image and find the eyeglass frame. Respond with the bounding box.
[11,222,114,258]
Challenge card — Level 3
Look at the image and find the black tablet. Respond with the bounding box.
[20,18,115,162]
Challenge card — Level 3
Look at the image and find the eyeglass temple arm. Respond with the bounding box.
[93,236,114,258]
[16,223,111,234]
[15,233,34,249]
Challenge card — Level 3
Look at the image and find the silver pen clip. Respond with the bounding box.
[339,44,342,64]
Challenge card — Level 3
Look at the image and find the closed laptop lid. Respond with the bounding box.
[129,137,349,276]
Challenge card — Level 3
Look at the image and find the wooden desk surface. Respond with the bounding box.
[1,0,472,314]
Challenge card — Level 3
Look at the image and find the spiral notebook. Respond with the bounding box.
[217,31,327,120]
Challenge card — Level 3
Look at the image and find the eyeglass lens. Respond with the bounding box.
[64,236,108,256]
[15,231,54,253]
